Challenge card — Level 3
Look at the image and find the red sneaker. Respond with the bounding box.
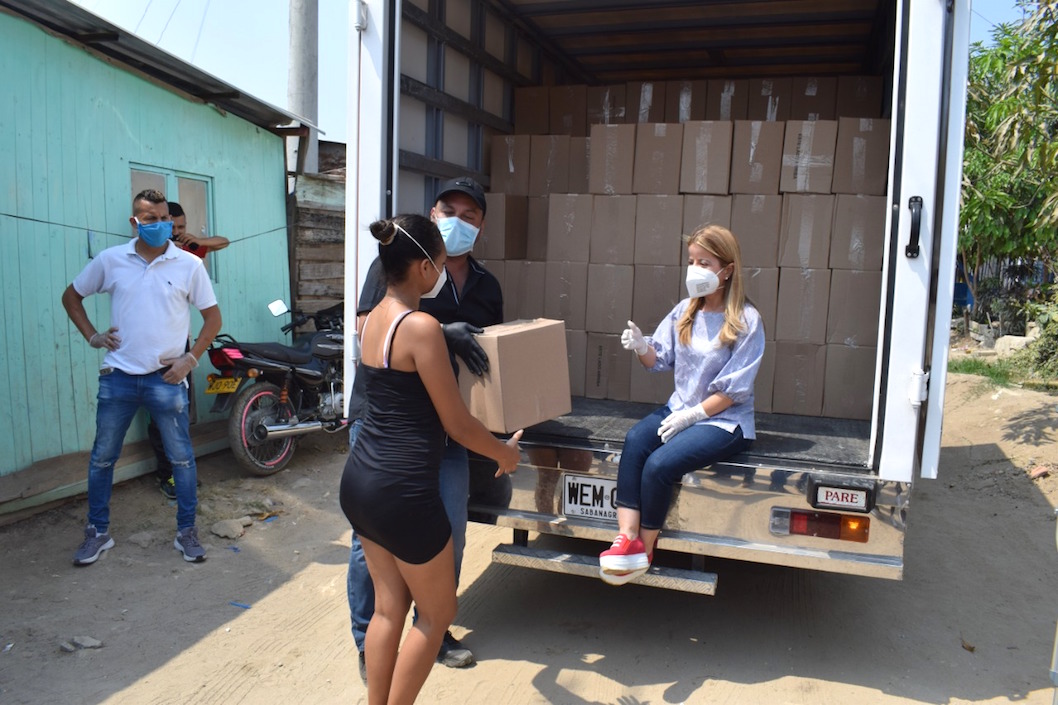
[599,534,649,573]
[600,551,654,586]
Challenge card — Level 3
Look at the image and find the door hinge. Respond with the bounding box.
[354,1,369,32]
[909,369,930,407]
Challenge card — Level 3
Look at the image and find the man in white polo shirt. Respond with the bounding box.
[61,189,222,565]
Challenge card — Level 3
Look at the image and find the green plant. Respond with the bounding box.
[948,356,1017,386]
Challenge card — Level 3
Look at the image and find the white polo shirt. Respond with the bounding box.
[72,240,219,375]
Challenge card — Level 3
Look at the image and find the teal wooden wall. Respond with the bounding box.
[0,12,293,477]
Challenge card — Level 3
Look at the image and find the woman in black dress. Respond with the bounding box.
[340,214,521,705]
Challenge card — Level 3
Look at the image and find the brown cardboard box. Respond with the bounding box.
[550,85,588,136]
[514,86,551,134]
[632,265,681,329]
[480,194,528,260]
[772,342,826,416]
[634,195,685,266]
[680,121,733,195]
[789,77,837,121]
[832,118,891,196]
[629,363,675,405]
[830,194,886,270]
[529,135,571,196]
[684,195,733,232]
[503,261,547,321]
[836,76,884,119]
[664,79,707,123]
[827,270,882,347]
[626,81,666,123]
[590,195,637,265]
[526,197,549,261]
[779,194,835,268]
[490,135,531,195]
[823,344,876,419]
[755,341,776,413]
[569,137,591,193]
[780,120,838,194]
[743,267,779,340]
[457,319,571,432]
[587,84,627,125]
[585,332,632,400]
[730,194,782,268]
[586,264,635,334]
[747,78,791,122]
[588,124,636,195]
[706,79,749,121]
[730,121,785,195]
[546,194,593,263]
[566,329,587,397]
[544,261,589,330]
[633,123,684,194]
[775,268,831,343]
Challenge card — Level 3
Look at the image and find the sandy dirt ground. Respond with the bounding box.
[1,372,1057,705]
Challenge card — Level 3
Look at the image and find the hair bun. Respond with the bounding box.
[369,219,397,246]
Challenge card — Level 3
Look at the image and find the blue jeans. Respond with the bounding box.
[346,420,470,652]
[87,369,198,532]
[616,406,749,530]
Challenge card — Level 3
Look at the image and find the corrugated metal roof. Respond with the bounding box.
[0,0,314,133]
[491,0,893,83]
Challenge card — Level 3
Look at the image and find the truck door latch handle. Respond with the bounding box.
[906,196,923,258]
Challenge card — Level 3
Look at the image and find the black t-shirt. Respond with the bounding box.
[348,256,503,420]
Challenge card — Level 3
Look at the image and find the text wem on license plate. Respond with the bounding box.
[562,473,618,520]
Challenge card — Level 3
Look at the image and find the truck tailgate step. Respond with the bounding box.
[492,543,718,595]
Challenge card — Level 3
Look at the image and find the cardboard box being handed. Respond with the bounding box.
[457,319,572,433]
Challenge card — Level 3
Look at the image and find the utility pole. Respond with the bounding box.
[288,0,319,173]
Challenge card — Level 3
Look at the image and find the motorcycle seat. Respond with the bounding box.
[239,342,315,364]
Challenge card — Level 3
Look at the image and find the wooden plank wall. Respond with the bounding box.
[293,174,345,313]
[0,12,290,479]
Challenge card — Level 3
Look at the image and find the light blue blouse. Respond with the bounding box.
[646,299,765,439]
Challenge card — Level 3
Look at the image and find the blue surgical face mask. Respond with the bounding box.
[435,216,479,257]
[136,218,173,248]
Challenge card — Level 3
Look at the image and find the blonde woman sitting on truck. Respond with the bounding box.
[599,224,765,585]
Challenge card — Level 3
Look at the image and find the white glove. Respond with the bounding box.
[658,405,709,444]
[620,320,649,356]
[161,352,198,384]
[89,327,121,351]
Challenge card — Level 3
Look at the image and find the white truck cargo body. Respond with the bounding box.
[344,0,971,592]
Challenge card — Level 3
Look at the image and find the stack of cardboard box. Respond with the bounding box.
[478,76,888,420]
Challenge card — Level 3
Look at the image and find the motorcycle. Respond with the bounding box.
[205,300,347,475]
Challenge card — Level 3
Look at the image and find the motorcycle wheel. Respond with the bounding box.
[228,381,297,476]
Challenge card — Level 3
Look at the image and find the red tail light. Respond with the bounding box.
[771,508,870,543]
[209,347,243,368]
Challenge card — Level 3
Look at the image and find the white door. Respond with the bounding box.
[873,0,971,482]
[344,0,401,412]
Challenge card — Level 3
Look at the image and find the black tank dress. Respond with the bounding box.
[340,310,450,564]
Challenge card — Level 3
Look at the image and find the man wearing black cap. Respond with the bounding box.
[346,176,505,676]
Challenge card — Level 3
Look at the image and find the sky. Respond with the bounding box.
[70,0,1027,146]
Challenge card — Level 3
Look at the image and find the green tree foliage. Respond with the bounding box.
[961,1,1057,309]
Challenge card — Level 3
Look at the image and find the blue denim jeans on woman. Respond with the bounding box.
[616,406,750,530]
[346,419,470,652]
[87,369,198,532]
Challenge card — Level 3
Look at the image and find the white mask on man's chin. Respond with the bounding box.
[422,266,448,299]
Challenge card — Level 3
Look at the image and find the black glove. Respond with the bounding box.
[442,322,489,376]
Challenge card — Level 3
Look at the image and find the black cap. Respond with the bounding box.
[435,177,487,215]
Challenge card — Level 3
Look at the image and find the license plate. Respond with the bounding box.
[205,377,240,394]
[562,473,618,520]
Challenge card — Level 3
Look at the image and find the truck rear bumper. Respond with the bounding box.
[470,443,909,585]
[492,543,718,594]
